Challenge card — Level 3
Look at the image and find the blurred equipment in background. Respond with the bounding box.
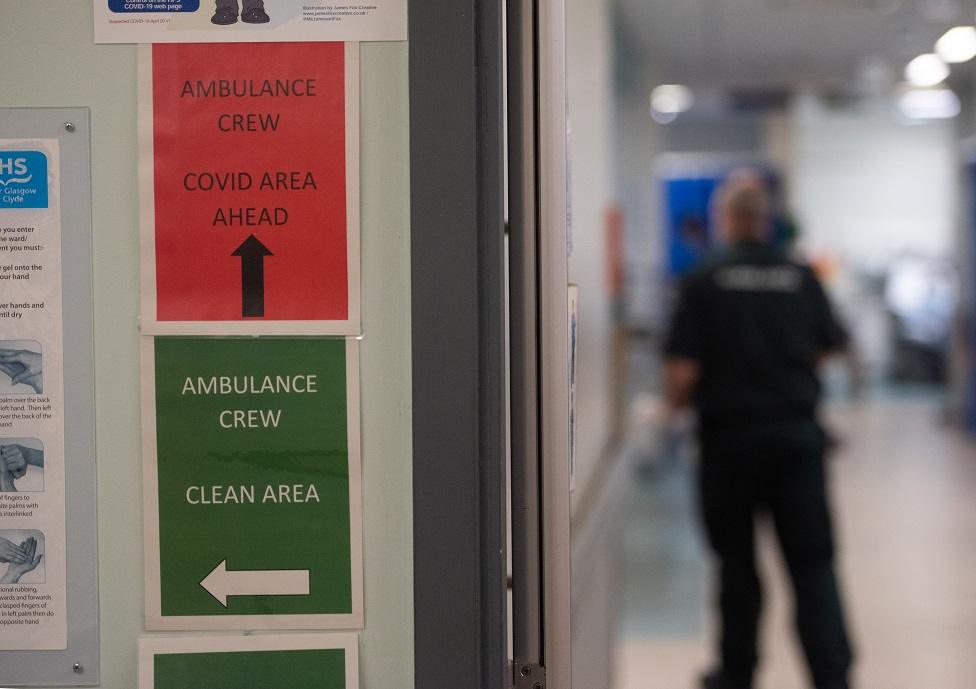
[884,253,958,383]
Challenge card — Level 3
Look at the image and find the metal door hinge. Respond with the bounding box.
[514,661,545,689]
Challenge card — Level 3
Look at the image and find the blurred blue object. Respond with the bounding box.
[659,160,786,280]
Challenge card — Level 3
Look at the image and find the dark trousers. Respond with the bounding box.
[698,420,853,689]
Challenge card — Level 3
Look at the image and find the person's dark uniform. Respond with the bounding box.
[665,240,854,689]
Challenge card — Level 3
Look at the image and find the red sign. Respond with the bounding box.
[143,42,359,334]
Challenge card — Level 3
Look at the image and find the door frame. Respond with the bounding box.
[410,1,509,687]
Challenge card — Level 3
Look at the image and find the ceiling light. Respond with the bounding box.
[650,85,694,123]
[898,87,960,119]
[936,26,976,63]
[905,53,950,87]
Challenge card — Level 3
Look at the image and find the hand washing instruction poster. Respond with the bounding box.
[0,140,67,650]
[139,42,360,336]
[95,0,406,44]
[142,337,362,630]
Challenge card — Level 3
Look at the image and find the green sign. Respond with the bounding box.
[142,337,362,630]
[155,649,343,688]
[139,634,358,689]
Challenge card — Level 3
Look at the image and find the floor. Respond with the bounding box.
[614,393,976,689]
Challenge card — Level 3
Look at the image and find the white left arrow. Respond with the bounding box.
[200,559,310,607]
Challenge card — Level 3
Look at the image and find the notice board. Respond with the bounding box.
[0,109,99,686]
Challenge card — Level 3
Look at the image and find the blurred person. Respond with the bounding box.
[663,172,854,689]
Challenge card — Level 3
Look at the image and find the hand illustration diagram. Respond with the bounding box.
[1,444,43,478]
[0,536,29,564]
[0,444,43,492]
[0,469,15,492]
[0,349,42,394]
[1,536,42,584]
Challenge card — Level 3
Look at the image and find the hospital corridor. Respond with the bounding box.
[613,392,976,689]
[563,2,976,687]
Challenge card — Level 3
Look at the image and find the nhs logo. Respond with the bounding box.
[0,151,48,210]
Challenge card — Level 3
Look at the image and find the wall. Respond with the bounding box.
[567,0,615,505]
[665,114,764,155]
[613,65,667,328]
[0,3,413,687]
[790,93,958,270]
[565,0,624,686]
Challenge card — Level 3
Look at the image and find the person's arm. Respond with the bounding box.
[663,276,707,410]
[664,357,701,410]
[807,270,849,362]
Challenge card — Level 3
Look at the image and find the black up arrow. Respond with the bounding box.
[232,235,273,318]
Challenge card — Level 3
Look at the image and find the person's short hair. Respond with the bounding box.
[714,170,772,236]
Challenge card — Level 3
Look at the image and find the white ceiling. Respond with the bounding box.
[614,0,976,90]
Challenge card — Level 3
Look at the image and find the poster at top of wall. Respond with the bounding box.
[95,0,405,44]
[139,41,360,336]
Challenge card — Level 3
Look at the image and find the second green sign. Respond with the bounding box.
[142,337,362,630]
